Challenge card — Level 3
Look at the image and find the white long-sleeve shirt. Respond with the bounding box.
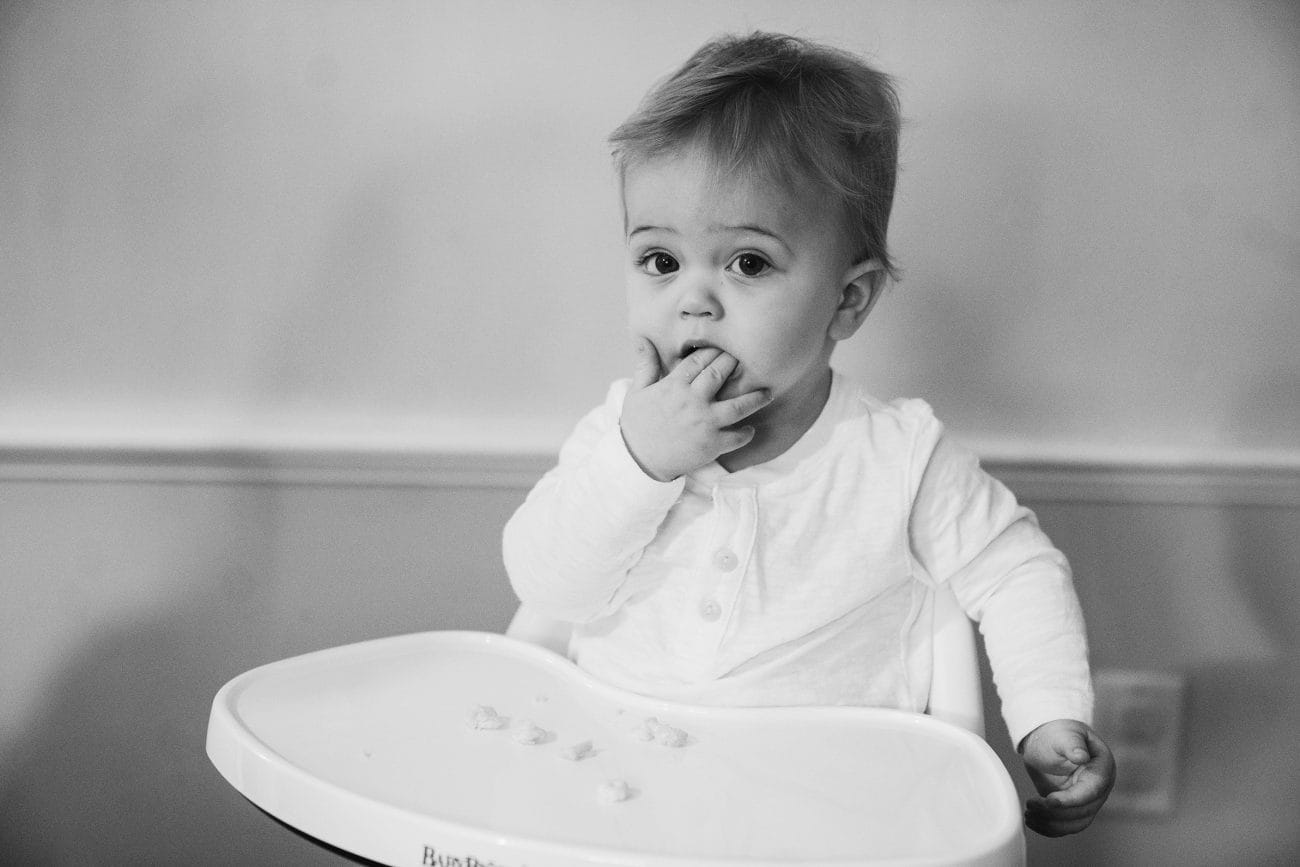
[503,372,1093,746]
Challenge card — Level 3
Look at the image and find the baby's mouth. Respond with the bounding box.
[673,341,746,396]
[676,340,721,363]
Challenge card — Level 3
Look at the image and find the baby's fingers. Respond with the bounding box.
[631,336,663,389]
[714,387,773,424]
[716,425,757,455]
[667,346,722,383]
[690,350,739,396]
[1049,759,1116,814]
[1048,771,1105,807]
[1024,808,1097,838]
[1025,792,1104,836]
[1026,793,1102,820]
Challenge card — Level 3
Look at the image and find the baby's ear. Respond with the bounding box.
[828,259,885,341]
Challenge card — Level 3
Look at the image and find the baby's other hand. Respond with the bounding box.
[619,336,771,482]
[1019,719,1116,837]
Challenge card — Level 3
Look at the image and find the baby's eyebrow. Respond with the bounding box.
[720,224,792,254]
[628,224,675,239]
[626,222,792,255]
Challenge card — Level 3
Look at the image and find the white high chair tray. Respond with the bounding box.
[207,631,1024,867]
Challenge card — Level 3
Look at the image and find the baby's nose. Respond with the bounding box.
[678,278,722,319]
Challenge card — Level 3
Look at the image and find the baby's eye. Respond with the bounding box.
[729,252,772,278]
[638,252,679,276]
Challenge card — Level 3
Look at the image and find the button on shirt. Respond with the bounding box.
[712,549,739,571]
[503,372,1094,747]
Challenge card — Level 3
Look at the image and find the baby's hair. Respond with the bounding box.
[609,31,901,283]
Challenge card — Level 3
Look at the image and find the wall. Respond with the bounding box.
[2,0,1297,459]
[2,1,1298,864]
[1,456,1297,865]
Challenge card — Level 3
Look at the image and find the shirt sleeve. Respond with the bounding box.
[502,379,686,623]
[905,403,1094,748]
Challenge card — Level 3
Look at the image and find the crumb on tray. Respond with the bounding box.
[512,719,548,745]
[633,716,688,747]
[560,739,595,761]
[597,779,633,804]
[467,705,508,730]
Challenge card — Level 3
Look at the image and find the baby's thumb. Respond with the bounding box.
[1058,731,1092,767]
[631,336,661,388]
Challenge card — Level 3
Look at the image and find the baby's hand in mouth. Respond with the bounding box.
[674,341,743,394]
[675,340,722,368]
[621,336,772,481]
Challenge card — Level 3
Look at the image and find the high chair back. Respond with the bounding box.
[506,582,986,739]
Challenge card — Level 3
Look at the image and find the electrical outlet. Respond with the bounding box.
[1092,669,1186,815]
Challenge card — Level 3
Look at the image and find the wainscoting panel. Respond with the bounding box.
[2,446,1297,864]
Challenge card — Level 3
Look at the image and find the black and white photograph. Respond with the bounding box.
[1,2,1297,864]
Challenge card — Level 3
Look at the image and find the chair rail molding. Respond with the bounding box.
[3,442,1299,507]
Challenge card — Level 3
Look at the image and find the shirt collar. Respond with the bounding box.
[690,369,849,488]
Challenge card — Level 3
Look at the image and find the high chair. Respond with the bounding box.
[207,585,1022,866]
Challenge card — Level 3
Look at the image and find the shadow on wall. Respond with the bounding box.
[0,462,334,865]
[0,585,339,865]
[0,472,525,865]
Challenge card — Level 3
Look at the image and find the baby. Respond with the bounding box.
[503,32,1114,837]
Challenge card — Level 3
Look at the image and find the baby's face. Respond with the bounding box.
[622,147,864,409]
